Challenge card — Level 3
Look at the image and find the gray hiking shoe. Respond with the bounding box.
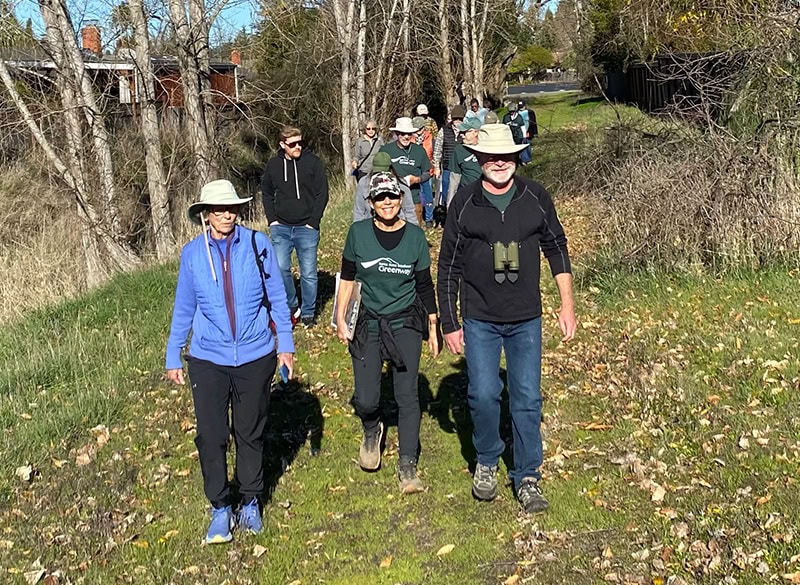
[358,422,384,471]
[472,463,498,501]
[398,456,424,494]
[517,477,548,513]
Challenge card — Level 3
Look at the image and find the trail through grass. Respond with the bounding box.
[2,94,799,584]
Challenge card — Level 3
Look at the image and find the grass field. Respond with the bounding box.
[2,94,800,584]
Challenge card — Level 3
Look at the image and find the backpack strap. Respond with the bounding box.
[251,229,272,312]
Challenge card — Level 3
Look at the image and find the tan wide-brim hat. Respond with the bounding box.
[390,117,418,134]
[187,179,252,225]
[466,123,527,155]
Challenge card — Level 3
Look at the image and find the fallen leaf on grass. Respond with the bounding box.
[23,559,45,585]
[0,539,14,549]
[90,424,110,447]
[756,494,772,506]
[379,555,392,568]
[582,422,613,431]
[783,572,800,583]
[159,530,179,542]
[288,581,301,585]
[436,544,455,556]
[651,484,666,503]
[504,575,520,585]
[253,545,267,558]
[15,465,33,482]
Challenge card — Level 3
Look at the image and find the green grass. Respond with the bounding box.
[2,94,800,584]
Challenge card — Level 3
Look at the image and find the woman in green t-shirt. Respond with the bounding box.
[336,172,440,494]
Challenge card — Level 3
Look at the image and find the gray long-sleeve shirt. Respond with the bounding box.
[352,174,418,225]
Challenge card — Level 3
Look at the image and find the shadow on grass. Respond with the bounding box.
[429,359,514,473]
[259,380,324,503]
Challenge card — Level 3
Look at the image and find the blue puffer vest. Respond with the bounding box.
[165,225,294,370]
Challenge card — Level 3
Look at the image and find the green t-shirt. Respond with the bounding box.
[450,143,483,186]
[343,219,431,315]
[482,184,517,213]
[378,142,431,203]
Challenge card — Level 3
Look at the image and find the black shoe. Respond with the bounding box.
[398,456,424,494]
[300,316,315,327]
[424,221,434,228]
[516,477,548,513]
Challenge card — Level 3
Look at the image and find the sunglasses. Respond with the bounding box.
[370,192,402,202]
[365,127,377,130]
[284,139,303,148]
[397,132,415,137]
[208,205,240,215]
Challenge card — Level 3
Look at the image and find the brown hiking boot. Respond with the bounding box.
[398,456,424,494]
[358,422,384,471]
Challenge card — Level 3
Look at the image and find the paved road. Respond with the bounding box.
[507,81,579,95]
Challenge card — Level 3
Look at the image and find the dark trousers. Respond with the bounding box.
[187,352,276,506]
[351,327,422,459]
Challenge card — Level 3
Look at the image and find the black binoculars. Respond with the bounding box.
[493,241,519,283]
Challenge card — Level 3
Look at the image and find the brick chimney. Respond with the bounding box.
[230,50,242,66]
[81,24,101,56]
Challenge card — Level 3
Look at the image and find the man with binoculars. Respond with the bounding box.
[437,124,577,514]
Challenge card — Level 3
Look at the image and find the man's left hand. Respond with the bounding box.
[278,352,295,379]
[558,305,577,342]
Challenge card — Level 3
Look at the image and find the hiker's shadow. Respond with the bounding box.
[260,380,324,503]
[429,358,513,472]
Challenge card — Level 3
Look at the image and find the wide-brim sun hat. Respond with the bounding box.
[466,124,527,155]
[390,117,418,134]
[187,179,252,224]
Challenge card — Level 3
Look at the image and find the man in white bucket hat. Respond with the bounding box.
[167,179,296,543]
[379,117,432,226]
[437,124,577,514]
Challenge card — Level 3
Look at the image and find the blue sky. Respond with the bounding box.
[13,0,258,45]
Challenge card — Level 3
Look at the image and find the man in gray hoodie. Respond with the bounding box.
[262,125,329,327]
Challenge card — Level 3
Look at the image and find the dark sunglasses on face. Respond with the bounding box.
[284,139,303,148]
[365,126,377,130]
[208,205,240,215]
[371,192,402,202]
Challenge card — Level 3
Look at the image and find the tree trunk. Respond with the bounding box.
[168,0,213,190]
[333,0,357,175]
[474,0,489,101]
[459,0,473,100]
[438,0,455,105]
[130,0,177,259]
[188,0,217,159]
[401,0,411,104]
[355,0,366,121]
[368,0,399,118]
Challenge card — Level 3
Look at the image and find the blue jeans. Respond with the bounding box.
[440,170,451,207]
[463,317,543,487]
[269,224,320,319]
[420,180,433,222]
[519,139,532,164]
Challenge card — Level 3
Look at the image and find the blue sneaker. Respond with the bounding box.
[205,505,234,544]
[238,498,263,534]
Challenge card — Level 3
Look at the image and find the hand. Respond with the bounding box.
[351,160,357,169]
[336,320,350,343]
[443,329,464,355]
[427,321,441,358]
[559,304,577,342]
[277,352,294,379]
[431,167,440,178]
[404,174,418,186]
[166,368,185,385]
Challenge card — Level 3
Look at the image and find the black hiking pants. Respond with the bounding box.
[187,352,276,507]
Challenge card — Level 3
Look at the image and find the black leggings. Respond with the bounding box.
[187,352,276,506]
[351,327,422,459]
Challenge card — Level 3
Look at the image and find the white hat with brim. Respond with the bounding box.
[466,123,527,155]
[187,179,252,225]
[390,117,418,134]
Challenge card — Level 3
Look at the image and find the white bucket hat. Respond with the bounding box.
[466,123,527,155]
[187,179,252,224]
[390,117,419,134]
[416,103,429,115]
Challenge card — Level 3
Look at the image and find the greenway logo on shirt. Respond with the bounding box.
[465,153,477,163]
[361,257,413,275]
[390,155,418,166]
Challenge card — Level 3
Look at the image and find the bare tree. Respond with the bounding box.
[129,0,177,259]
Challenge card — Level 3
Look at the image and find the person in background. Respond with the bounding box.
[415,103,439,140]
[447,117,482,202]
[518,101,537,165]
[353,151,417,225]
[261,125,329,327]
[437,124,576,515]
[166,179,295,544]
[502,102,526,149]
[337,172,440,494]
[433,104,465,208]
[412,115,435,227]
[352,120,384,183]
[465,98,488,124]
[379,117,431,227]
[484,110,499,124]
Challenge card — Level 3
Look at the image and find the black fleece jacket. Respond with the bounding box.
[437,176,571,334]
[261,150,329,229]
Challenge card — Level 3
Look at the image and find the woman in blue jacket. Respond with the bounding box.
[165,179,295,544]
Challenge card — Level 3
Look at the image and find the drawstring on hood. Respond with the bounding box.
[282,157,301,199]
[200,213,218,283]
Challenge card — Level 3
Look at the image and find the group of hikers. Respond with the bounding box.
[165,98,575,545]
